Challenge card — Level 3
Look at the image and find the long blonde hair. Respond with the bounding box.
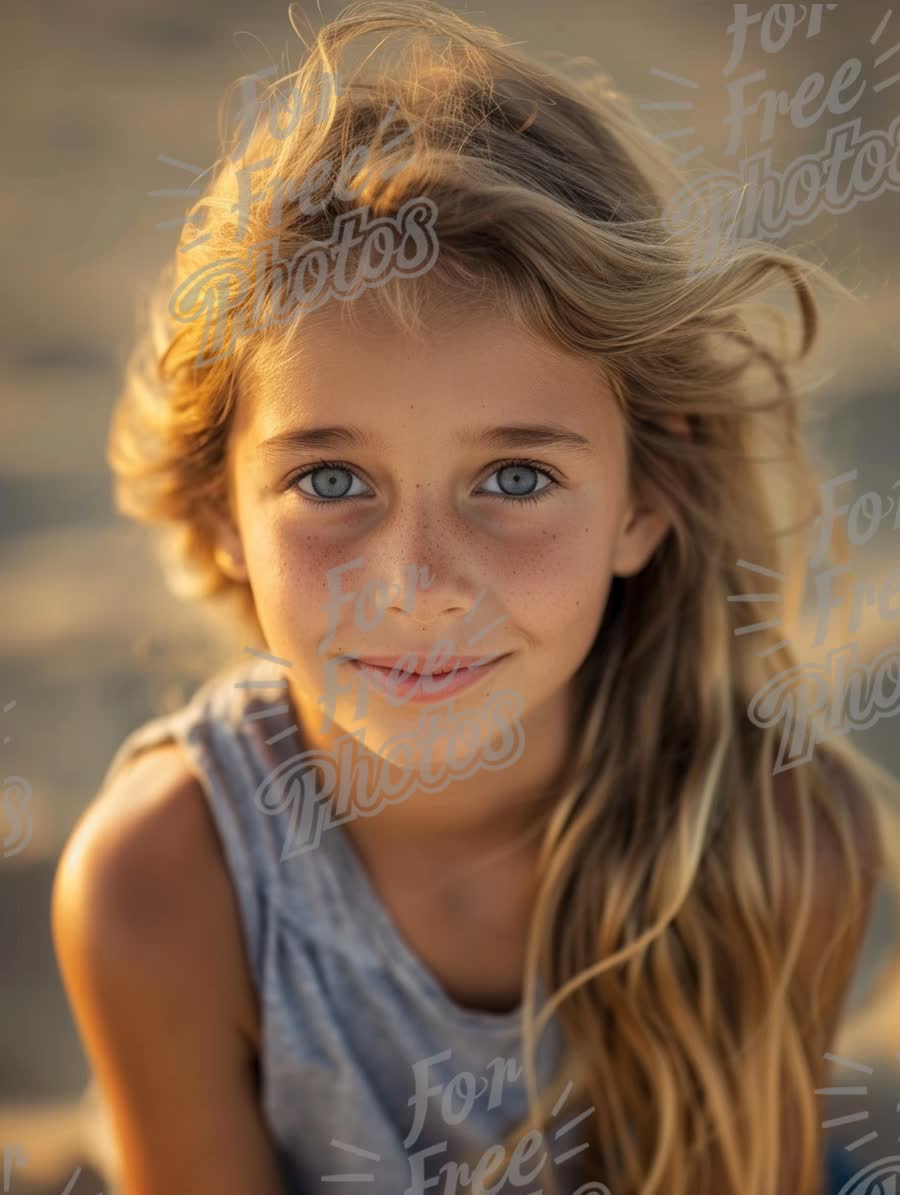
[109,3,900,1192]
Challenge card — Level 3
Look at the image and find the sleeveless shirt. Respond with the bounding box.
[99,652,597,1195]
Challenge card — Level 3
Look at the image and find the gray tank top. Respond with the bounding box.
[100,652,599,1195]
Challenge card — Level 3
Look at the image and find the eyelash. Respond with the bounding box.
[289,458,561,508]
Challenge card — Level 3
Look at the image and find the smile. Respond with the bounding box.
[347,655,509,703]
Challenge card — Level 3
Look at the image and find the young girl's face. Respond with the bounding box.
[212,297,673,769]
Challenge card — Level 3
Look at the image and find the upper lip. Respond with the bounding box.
[349,653,506,675]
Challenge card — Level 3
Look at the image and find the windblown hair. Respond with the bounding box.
[109,3,900,1192]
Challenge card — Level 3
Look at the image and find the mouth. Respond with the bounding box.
[349,653,506,677]
[345,653,510,702]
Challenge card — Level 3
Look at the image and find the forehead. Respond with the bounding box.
[234,299,623,447]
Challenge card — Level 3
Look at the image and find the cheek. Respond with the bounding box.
[489,522,614,639]
[241,514,351,646]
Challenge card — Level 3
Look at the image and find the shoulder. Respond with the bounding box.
[51,742,260,1051]
[54,743,221,931]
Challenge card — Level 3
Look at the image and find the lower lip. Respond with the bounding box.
[348,656,508,703]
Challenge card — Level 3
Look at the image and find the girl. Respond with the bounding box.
[51,2,900,1193]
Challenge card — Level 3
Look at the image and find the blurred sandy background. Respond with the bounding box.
[2,0,899,1190]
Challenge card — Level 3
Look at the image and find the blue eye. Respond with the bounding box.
[290,458,560,507]
[479,461,557,504]
[293,462,372,504]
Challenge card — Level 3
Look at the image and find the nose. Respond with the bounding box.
[382,564,470,625]
[368,495,483,626]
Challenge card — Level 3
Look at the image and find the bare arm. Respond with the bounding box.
[51,745,288,1195]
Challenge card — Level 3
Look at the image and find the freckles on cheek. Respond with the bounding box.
[494,526,609,624]
[248,519,334,632]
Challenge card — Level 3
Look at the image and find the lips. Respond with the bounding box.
[351,653,502,677]
[347,651,509,704]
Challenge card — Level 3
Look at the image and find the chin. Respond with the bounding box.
[330,693,528,787]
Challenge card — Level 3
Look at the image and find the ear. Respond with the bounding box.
[206,501,249,583]
[610,413,689,578]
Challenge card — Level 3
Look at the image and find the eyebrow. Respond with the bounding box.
[257,421,594,459]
